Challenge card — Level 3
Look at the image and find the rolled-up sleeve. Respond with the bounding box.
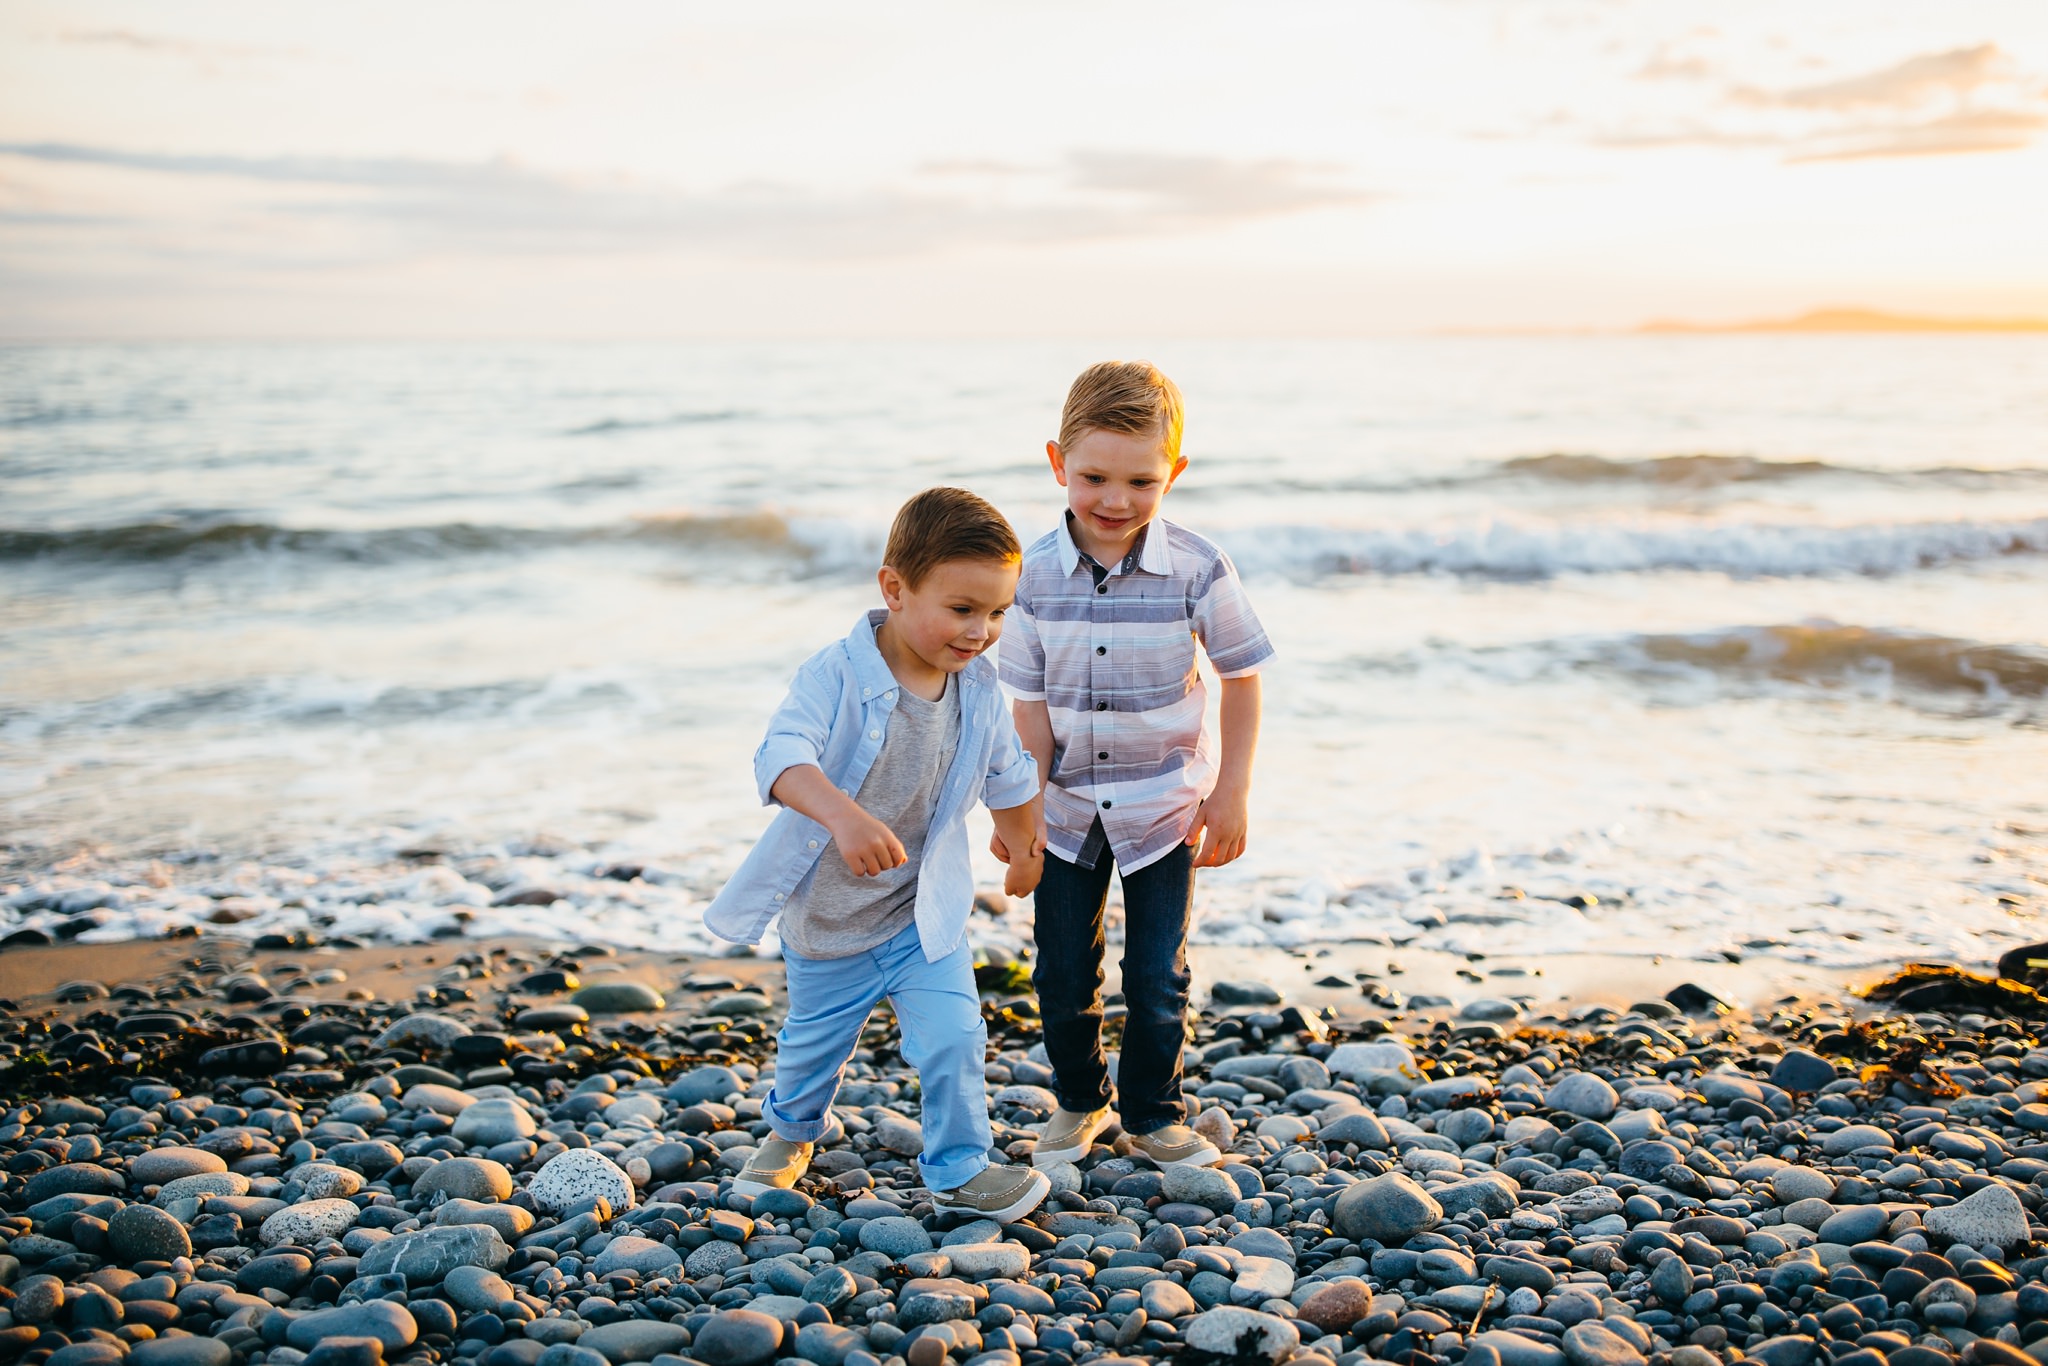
[1192,550,1275,678]
[981,692,1039,811]
[752,662,836,806]
[996,584,1047,701]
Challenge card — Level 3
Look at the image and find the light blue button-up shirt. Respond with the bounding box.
[705,609,1039,963]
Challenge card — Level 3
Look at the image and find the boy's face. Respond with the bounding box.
[1047,426,1187,562]
[877,556,1021,676]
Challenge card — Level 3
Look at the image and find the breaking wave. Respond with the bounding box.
[1243,515,2048,580]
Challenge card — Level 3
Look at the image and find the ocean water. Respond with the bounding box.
[3,337,2045,968]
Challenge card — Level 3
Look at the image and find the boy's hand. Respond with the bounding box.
[989,821,1048,864]
[831,806,907,877]
[1187,784,1250,869]
[1004,852,1044,898]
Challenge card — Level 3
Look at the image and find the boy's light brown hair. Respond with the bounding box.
[884,487,1021,588]
[1058,360,1186,461]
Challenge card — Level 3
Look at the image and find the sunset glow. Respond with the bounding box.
[3,0,2045,337]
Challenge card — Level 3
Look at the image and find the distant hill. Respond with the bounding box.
[1641,307,2048,334]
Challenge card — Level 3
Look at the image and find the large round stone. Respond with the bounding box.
[373,1013,471,1051]
[445,1264,515,1311]
[286,1301,420,1352]
[130,1147,229,1186]
[858,1215,934,1259]
[452,1098,538,1147]
[571,982,665,1013]
[1545,1071,1619,1121]
[24,1163,125,1203]
[690,1310,783,1366]
[412,1156,514,1203]
[108,1204,193,1262]
[591,1235,683,1278]
[356,1223,511,1283]
[577,1320,693,1363]
[129,1340,232,1366]
[260,1197,361,1246]
[1330,1171,1442,1245]
[1297,1280,1373,1333]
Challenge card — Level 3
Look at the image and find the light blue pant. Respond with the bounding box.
[764,920,992,1192]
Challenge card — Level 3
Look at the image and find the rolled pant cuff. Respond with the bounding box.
[761,1090,830,1144]
[919,1151,990,1194]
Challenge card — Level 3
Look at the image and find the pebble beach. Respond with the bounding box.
[3,927,2045,1366]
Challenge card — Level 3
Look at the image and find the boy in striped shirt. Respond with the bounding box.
[998,360,1274,1169]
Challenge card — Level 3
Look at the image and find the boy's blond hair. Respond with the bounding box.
[1058,361,1185,461]
[883,486,1021,588]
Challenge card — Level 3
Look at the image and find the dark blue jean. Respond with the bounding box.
[1030,828,1195,1134]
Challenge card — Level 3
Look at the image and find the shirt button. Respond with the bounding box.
[1095,645,1106,655]
[869,729,881,739]
[1097,751,1108,760]
[807,840,818,849]
[774,892,786,901]
[1095,701,1107,711]
[1101,799,1113,809]
[1096,584,1107,595]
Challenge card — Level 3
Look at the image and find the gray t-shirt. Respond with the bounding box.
[777,675,961,960]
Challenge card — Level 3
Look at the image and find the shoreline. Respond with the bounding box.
[1,932,2040,1366]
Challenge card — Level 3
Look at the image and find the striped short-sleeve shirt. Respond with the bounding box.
[999,515,1274,874]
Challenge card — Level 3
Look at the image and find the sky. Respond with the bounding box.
[2,0,2045,338]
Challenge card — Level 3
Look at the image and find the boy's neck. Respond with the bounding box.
[872,615,949,702]
[1068,510,1152,571]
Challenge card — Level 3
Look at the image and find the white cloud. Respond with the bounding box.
[0,143,1375,262]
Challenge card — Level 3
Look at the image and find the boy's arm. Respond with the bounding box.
[768,765,906,877]
[994,698,1056,862]
[1187,673,1261,869]
[989,799,1044,897]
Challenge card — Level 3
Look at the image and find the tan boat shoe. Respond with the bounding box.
[933,1163,1051,1221]
[731,1136,813,1194]
[1128,1124,1222,1167]
[1032,1104,1112,1167]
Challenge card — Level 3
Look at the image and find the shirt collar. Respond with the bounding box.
[847,608,983,699]
[1058,513,1173,579]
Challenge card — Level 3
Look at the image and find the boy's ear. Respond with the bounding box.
[1165,454,1189,490]
[877,564,907,610]
[1046,440,1069,487]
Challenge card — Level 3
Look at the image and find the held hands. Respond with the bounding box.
[1186,783,1251,868]
[990,803,1047,898]
[1003,850,1044,899]
[830,805,907,877]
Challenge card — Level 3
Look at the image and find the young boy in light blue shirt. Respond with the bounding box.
[704,487,1052,1220]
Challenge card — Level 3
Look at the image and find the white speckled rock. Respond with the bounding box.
[154,1172,251,1206]
[292,1164,366,1200]
[1923,1182,2029,1250]
[261,1197,362,1246]
[528,1147,636,1214]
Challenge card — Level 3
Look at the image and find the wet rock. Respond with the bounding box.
[1331,1170,1442,1244]
[356,1223,511,1283]
[691,1309,783,1366]
[107,1203,192,1262]
[287,1301,421,1353]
